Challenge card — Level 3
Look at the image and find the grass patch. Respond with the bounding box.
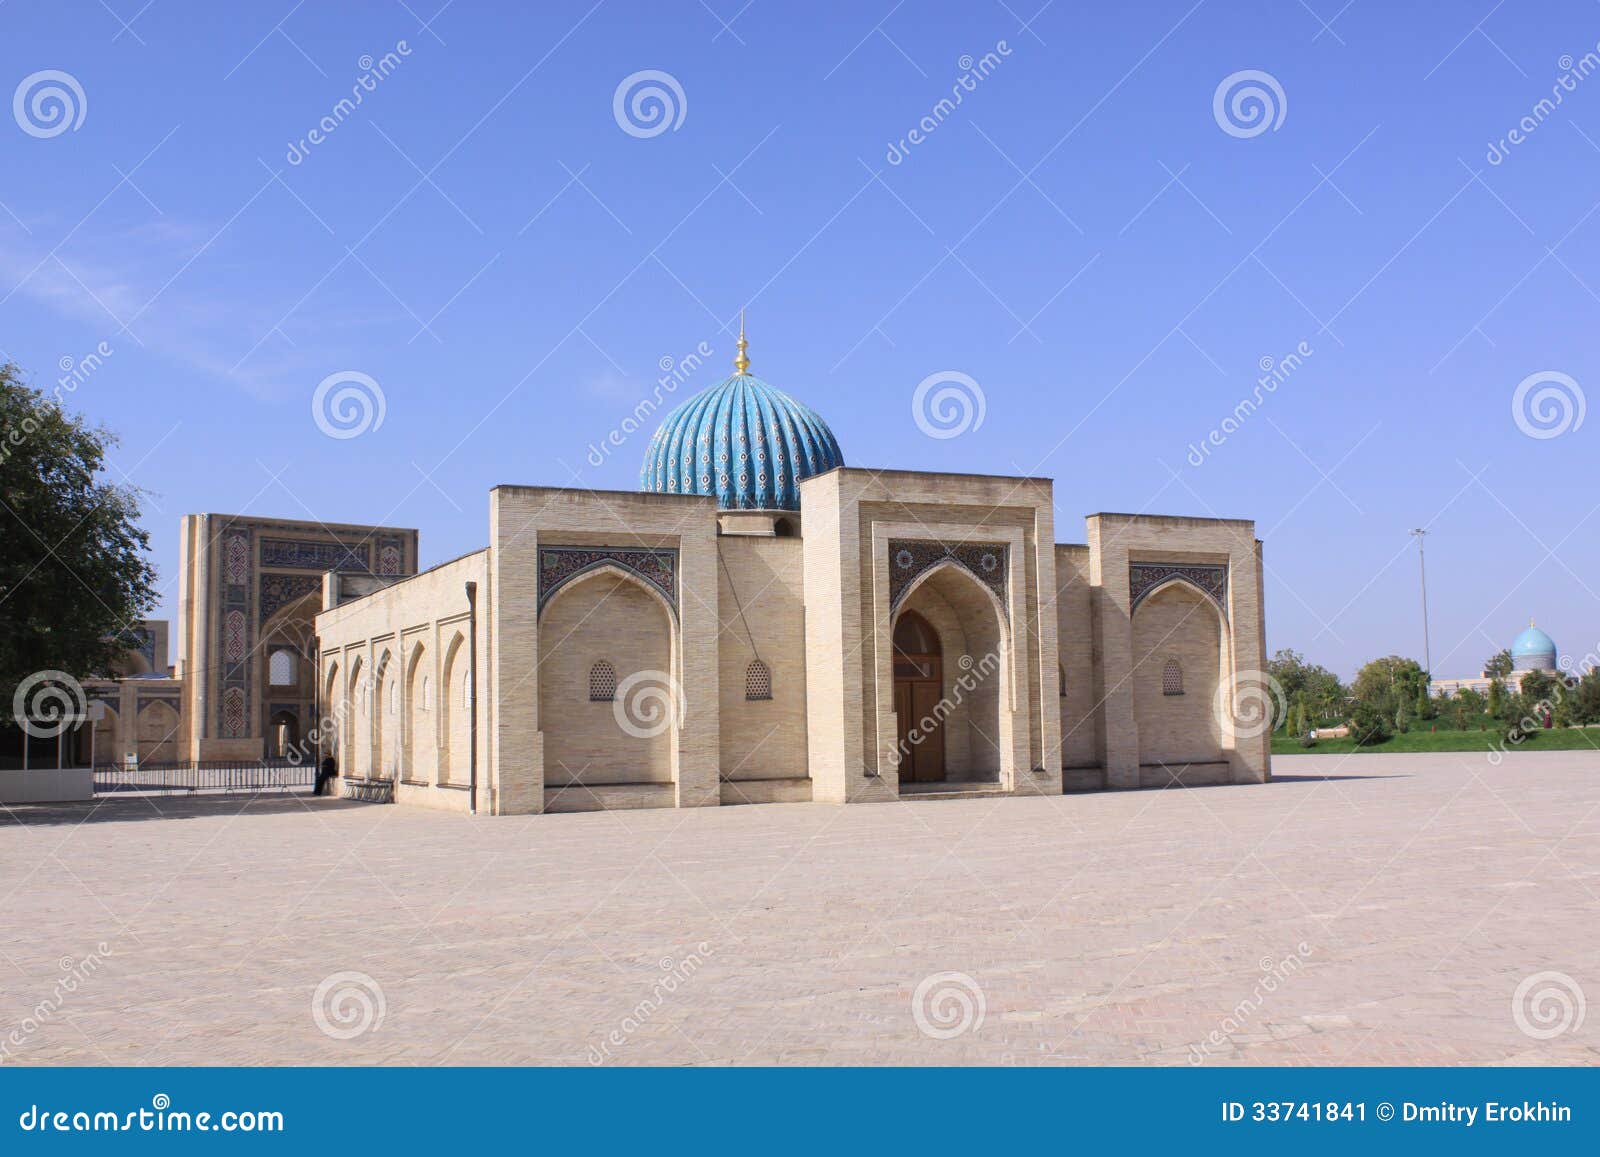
[1271,726,1600,756]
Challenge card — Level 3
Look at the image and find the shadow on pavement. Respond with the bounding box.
[1,792,368,827]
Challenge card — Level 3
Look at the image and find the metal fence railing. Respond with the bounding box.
[92,759,314,797]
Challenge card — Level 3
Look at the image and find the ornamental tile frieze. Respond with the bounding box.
[888,539,1008,611]
[260,538,371,572]
[1129,562,1228,614]
[537,546,679,618]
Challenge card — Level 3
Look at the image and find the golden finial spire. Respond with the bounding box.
[734,309,750,375]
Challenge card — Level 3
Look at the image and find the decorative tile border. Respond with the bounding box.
[537,546,679,619]
[888,539,1008,612]
[260,538,371,572]
[219,530,251,738]
[1129,562,1228,615]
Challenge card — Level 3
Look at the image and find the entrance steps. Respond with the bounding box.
[898,781,1008,803]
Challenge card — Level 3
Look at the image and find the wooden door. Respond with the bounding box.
[893,610,946,784]
[908,680,946,781]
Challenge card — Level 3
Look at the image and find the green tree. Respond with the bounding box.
[1483,649,1514,679]
[1514,670,1560,734]
[1352,655,1428,719]
[1350,700,1393,746]
[1487,679,1505,719]
[1,364,156,720]
[1267,648,1347,725]
[1571,669,1600,725]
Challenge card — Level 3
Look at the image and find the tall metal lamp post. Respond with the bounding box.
[1411,528,1433,680]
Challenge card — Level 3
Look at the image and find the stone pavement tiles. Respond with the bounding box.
[0,751,1596,1066]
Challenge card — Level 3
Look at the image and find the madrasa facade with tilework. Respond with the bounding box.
[31,327,1271,812]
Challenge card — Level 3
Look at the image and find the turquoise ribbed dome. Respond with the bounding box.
[1511,621,1557,670]
[639,371,844,511]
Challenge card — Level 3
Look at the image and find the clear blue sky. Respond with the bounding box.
[4,0,1598,679]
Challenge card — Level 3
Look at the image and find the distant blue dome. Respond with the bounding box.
[639,372,844,511]
[1511,621,1557,671]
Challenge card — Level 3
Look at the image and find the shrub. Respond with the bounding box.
[1350,701,1393,746]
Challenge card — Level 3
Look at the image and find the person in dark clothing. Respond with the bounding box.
[315,755,337,797]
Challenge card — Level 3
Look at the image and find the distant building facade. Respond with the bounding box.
[1431,619,1560,697]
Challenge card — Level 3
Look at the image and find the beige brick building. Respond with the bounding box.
[40,336,1270,812]
[309,335,1272,814]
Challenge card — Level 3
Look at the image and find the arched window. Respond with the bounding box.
[745,659,772,701]
[269,648,296,686]
[588,660,617,702]
[421,676,432,712]
[1162,658,1184,696]
[1059,663,1067,698]
[773,517,796,538]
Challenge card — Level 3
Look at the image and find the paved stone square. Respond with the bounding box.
[1,751,1596,1066]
